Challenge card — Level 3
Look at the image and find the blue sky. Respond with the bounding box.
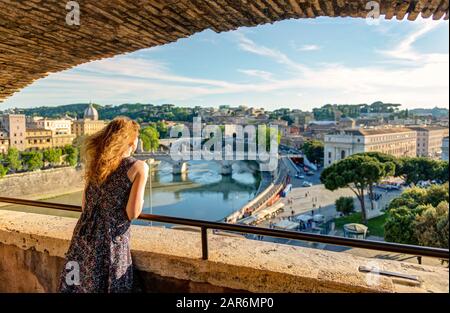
[3,16,449,111]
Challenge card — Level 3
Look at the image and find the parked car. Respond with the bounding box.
[302,181,313,187]
[306,171,314,176]
[417,180,432,188]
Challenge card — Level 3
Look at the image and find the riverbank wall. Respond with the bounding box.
[0,167,83,204]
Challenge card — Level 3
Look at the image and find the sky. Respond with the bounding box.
[2,16,449,111]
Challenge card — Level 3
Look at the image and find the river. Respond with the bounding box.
[1,160,260,224]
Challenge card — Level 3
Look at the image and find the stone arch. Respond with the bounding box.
[0,0,447,102]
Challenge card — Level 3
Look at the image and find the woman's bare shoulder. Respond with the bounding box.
[131,159,149,173]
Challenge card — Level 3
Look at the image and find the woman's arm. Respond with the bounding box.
[81,185,86,212]
[125,161,149,220]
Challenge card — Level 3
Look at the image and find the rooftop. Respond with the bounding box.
[407,126,450,131]
[330,127,417,136]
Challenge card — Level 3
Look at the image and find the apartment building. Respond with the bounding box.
[29,118,72,135]
[0,130,9,154]
[0,114,26,151]
[25,129,53,151]
[408,126,449,158]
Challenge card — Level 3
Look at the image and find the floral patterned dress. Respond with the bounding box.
[59,156,138,293]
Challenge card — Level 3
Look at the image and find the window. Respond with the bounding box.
[341,150,346,159]
[328,152,331,158]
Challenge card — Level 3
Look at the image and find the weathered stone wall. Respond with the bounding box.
[0,210,448,293]
[0,0,448,102]
[0,167,83,200]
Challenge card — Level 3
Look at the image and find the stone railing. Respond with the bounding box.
[0,210,448,293]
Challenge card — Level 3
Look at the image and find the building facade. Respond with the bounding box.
[409,126,449,158]
[0,130,9,154]
[25,129,53,151]
[441,136,449,161]
[0,114,26,151]
[324,127,417,167]
[31,118,72,135]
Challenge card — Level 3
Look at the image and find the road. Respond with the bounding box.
[258,153,402,228]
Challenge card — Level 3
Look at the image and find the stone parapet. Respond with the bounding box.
[0,210,448,293]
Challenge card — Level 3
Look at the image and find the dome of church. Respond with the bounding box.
[84,103,98,120]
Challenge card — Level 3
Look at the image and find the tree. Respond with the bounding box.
[435,160,449,183]
[414,201,449,249]
[6,148,21,171]
[302,140,324,165]
[43,148,62,166]
[354,152,396,211]
[21,151,43,171]
[265,126,281,151]
[335,197,355,215]
[140,126,160,152]
[384,206,423,245]
[397,157,446,185]
[155,121,168,139]
[321,154,393,224]
[0,164,8,177]
[388,183,449,210]
[385,184,449,246]
[63,145,79,166]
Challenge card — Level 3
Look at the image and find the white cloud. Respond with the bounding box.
[378,19,441,62]
[235,32,309,72]
[237,69,274,81]
[3,21,448,110]
[297,44,321,51]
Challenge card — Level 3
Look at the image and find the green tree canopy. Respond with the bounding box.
[43,148,62,166]
[384,206,422,245]
[414,201,449,249]
[21,151,43,171]
[385,183,449,247]
[388,183,449,211]
[321,154,394,224]
[6,148,21,171]
[140,126,160,152]
[302,140,324,164]
[63,145,79,166]
[398,157,448,185]
[335,197,355,215]
[0,164,8,177]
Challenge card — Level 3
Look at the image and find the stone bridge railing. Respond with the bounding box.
[1,210,447,293]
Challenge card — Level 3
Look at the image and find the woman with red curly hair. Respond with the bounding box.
[59,116,149,293]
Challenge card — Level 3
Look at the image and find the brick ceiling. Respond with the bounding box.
[0,0,448,103]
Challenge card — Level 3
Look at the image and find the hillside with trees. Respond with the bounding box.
[13,103,195,123]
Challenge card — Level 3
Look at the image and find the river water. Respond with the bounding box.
[1,160,260,223]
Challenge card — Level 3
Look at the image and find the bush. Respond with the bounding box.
[0,164,8,177]
[335,197,354,215]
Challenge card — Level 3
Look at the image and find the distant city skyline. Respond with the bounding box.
[1,17,449,111]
